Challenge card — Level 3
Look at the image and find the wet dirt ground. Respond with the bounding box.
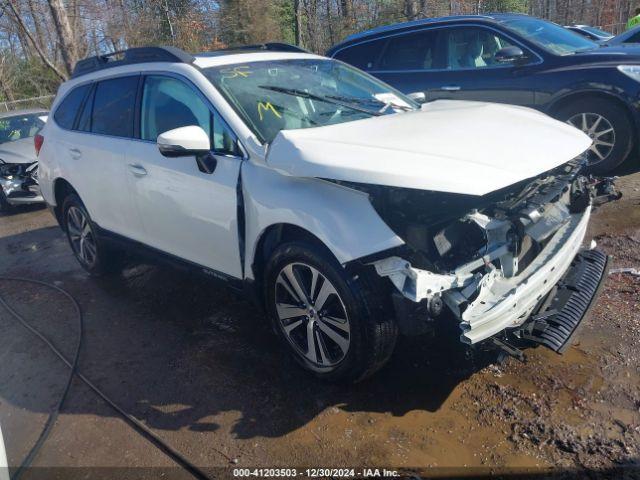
[0,166,639,479]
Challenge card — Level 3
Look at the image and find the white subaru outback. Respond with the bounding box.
[37,45,610,382]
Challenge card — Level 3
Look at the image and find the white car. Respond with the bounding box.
[0,109,48,212]
[37,45,609,381]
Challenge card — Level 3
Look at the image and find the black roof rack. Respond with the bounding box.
[72,46,195,79]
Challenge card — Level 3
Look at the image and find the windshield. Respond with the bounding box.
[0,113,45,144]
[503,17,597,55]
[204,59,417,144]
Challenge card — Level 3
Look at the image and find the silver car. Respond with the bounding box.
[0,109,47,212]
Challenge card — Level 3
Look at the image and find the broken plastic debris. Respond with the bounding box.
[609,268,640,277]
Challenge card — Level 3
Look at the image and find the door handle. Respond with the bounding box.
[440,85,461,92]
[128,164,147,177]
[69,148,82,159]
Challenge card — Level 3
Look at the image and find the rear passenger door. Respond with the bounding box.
[56,75,143,240]
[125,74,244,278]
[367,29,446,102]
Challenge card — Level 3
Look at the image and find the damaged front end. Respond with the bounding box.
[360,158,614,353]
[0,161,43,207]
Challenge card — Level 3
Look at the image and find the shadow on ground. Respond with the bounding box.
[0,224,494,442]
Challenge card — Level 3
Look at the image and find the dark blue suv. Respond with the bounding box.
[327,13,640,173]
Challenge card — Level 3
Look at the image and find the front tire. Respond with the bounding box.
[556,99,633,174]
[0,188,10,213]
[264,242,397,382]
[62,194,120,276]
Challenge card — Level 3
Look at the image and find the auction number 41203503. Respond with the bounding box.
[233,468,400,477]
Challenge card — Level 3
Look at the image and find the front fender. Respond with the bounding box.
[242,161,403,279]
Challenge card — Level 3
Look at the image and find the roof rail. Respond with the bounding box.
[234,43,309,53]
[72,46,195,79]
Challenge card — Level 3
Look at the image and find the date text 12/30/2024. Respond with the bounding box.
[233,468,400,477]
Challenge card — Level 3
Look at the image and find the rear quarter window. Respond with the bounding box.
[333,39,385,71]
[91,76,139,138]
[53,84,90,129]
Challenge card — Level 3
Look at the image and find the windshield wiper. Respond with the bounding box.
[326,94,413,112]
[258,85,382,116]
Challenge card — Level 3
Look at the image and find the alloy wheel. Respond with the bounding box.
[274,262,350,370]
[567,112,615,165]
[67,206,97,266]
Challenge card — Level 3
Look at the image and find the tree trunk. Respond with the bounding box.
[47,0,79,76]
[294,0,303,47]
[405,0,418,19]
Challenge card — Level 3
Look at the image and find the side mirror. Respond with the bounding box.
[494,46,525,64]
[407,91,427,103]
[157,126,210,158]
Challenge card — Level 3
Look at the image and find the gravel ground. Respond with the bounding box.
[0,165,638,479]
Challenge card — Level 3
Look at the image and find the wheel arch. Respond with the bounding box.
[250,223,338,293]
[241,163,404,286]
[52,178,79,230]
[547,90,637,139]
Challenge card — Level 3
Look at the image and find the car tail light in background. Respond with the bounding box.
[34,134,44,156]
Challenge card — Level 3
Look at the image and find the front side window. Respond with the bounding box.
[140,75,239,156]
[502,17,597,55]
[378,30,440,70]
[443,27,518,70]
[91,76,138,137]
[0,113,46,144]
[625,31,640,43]
[141,76,211,141]
[211,110,240,156]
[54,84,90,129]
[204,59,417,144]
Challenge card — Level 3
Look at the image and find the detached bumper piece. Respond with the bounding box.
[521,249,609,353]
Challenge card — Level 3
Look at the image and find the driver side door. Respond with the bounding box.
[426,25,537,106]
[125,73,244,278]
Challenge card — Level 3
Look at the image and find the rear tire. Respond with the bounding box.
[555,99,633,174]
[264,241,397,382]
[62,194,121,276]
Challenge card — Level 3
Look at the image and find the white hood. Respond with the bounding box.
[0,137,38,164]
[265,100,592,196]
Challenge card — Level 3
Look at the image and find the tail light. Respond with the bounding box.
[34,133,44,156]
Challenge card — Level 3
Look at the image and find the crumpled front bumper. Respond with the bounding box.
[0,176,43,206]
[373,205,600,347]
[455,206,593,344]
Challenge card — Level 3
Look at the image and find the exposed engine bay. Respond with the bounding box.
[344,158,618,345]
[0,160,42,206]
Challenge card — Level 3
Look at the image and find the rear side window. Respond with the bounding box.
[76,86,94,132]
[91,76,138,137]
[333,39,385,70]
[54,84,90,129]
[379,30,440,71]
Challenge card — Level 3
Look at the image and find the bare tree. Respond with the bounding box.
[5,1,67,80]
